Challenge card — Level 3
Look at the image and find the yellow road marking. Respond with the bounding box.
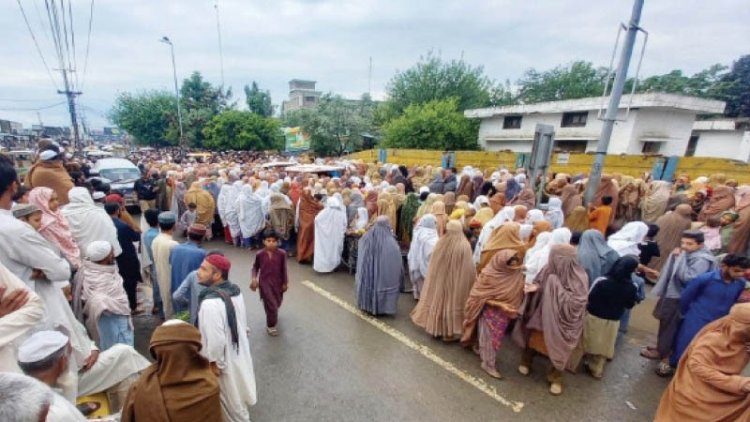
[301,280,525,413]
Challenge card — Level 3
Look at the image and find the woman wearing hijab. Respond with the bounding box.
[564,206,589,233]
[560,184,582,218]
[471,174,485,202]
[654,303,750,421]
[577,230,620,285]
[412,221,477,341]
[313,198,348,273]
[122,320,221,422]
[407,214,440,300]
[347,191,365,226]
[593,175,619,219]
[650,204,693,271]
[461,250,526,379]
[456,174,474,199]
[489,191,506,214]
[698,184,735,222]
[296,190,324,263]
[430,201,448,237]
[479,222,526,272]
[61,187,121,257]
[474,206,516,264]
[512,186,537,209]
[28,187,81,270]
[356,217,403,315]
[616,177,643,223]
[728,185,750,254]
[268,193,295,253]
[504,178,521,203]
[443,192,457,215]
[607,221,649,257]
[512,244,589,395]
[545,197,564,229]
[641,181,672,224]
[525,228,572,283]
[217,182,236,244]
[184,182,216,235]
[583,256,639,379]
[376,191,398,231]
[473,207,494,227]
[223,181,243,245]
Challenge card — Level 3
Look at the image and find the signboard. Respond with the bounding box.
[283,127,311,152]
[556,153,570,164]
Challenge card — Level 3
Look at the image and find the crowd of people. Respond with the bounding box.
[1,140,750,420]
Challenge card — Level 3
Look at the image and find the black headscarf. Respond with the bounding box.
[606,255,639,283]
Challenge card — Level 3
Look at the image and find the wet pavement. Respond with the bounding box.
[134,239,670,421]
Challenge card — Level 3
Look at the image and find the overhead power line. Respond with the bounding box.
[80,0,95,90]
[0,101,66,112]
[15,0,60,90]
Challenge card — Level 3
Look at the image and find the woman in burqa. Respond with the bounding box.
[576,229,620,285]
[640,181,672,224]
[650,204,693,271]
[654,303,750,422]
[728,185,750,255]
[461,249,526,379]
[559,183,582,218]
[512,244,589,396]
[411,220,477,341]
[698,184,735,222]
[356,217,404,316]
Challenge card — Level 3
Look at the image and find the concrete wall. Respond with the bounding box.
[348,149,750,183]
[692,130,750,162]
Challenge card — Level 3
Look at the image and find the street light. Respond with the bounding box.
[159,36,184,150]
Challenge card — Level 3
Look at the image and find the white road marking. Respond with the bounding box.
[301,280,525,413]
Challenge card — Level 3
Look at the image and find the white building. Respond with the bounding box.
[465,93,725,156]
[689,118,750,162]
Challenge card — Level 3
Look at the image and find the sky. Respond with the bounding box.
[1,0,748,129]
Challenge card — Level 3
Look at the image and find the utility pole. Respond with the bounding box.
[214,0,225,87]
[583,0,645,205]
[160,36,185,151]
[368,56,372,96]
[57,67,82,152]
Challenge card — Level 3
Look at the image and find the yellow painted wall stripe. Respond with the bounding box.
[301,280,525,413]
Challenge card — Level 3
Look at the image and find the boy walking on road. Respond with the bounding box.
[251,229,289,336]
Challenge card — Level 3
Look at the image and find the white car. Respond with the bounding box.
[90,158,142,210]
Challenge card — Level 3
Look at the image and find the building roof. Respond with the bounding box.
[289,79,316,84]
[465,93,726,119]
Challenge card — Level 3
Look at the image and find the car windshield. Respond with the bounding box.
[100,168,141,183]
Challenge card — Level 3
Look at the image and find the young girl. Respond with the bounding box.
[251,229,289,336]
[700,215,722,253]
[719,211,739,254]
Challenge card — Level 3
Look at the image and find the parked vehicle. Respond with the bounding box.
[90,158,141,212]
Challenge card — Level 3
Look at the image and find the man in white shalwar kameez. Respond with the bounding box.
[0,262,45,373]
[313,197,348,273]
[152,212,179,318]
[197,254,257,422]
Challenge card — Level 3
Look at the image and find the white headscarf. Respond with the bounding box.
[525,209,545,225]
[524,227,572,283]
[61,187,121,257]
[238,185,265,238]
[354,207,369,230]
[407,214,439,286]
[607,221,649,256]
[545,197,564,229]
[313,197,348,273]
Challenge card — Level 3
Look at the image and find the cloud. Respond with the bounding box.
[1,0,748,128]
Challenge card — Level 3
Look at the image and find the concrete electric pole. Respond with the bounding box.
[583,0,645,205]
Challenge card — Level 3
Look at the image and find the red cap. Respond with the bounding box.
[205,254,231,273]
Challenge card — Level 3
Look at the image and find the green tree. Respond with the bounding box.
[108,91,178,146]
[516,61,608,103]
[244,81,274,117]
[711,55,750,117]
[179,71,233,147]
[631,64,726,97]
[202,110,283,151]
[381,52,495,121]
[291,93,374,156]
[381,98,477,151]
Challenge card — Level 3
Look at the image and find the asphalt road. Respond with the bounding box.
[134,239,670,421]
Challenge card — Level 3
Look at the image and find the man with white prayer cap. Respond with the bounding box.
[18,330,149,414]
[0,371,85,422]
[15,332,88,421]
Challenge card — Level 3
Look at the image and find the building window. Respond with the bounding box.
[503,115,522,129]
[642,142,661,154]
[304,96,317,103]
[685,135,699,157]
[561,112,588,128]
[554,140,588,153]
